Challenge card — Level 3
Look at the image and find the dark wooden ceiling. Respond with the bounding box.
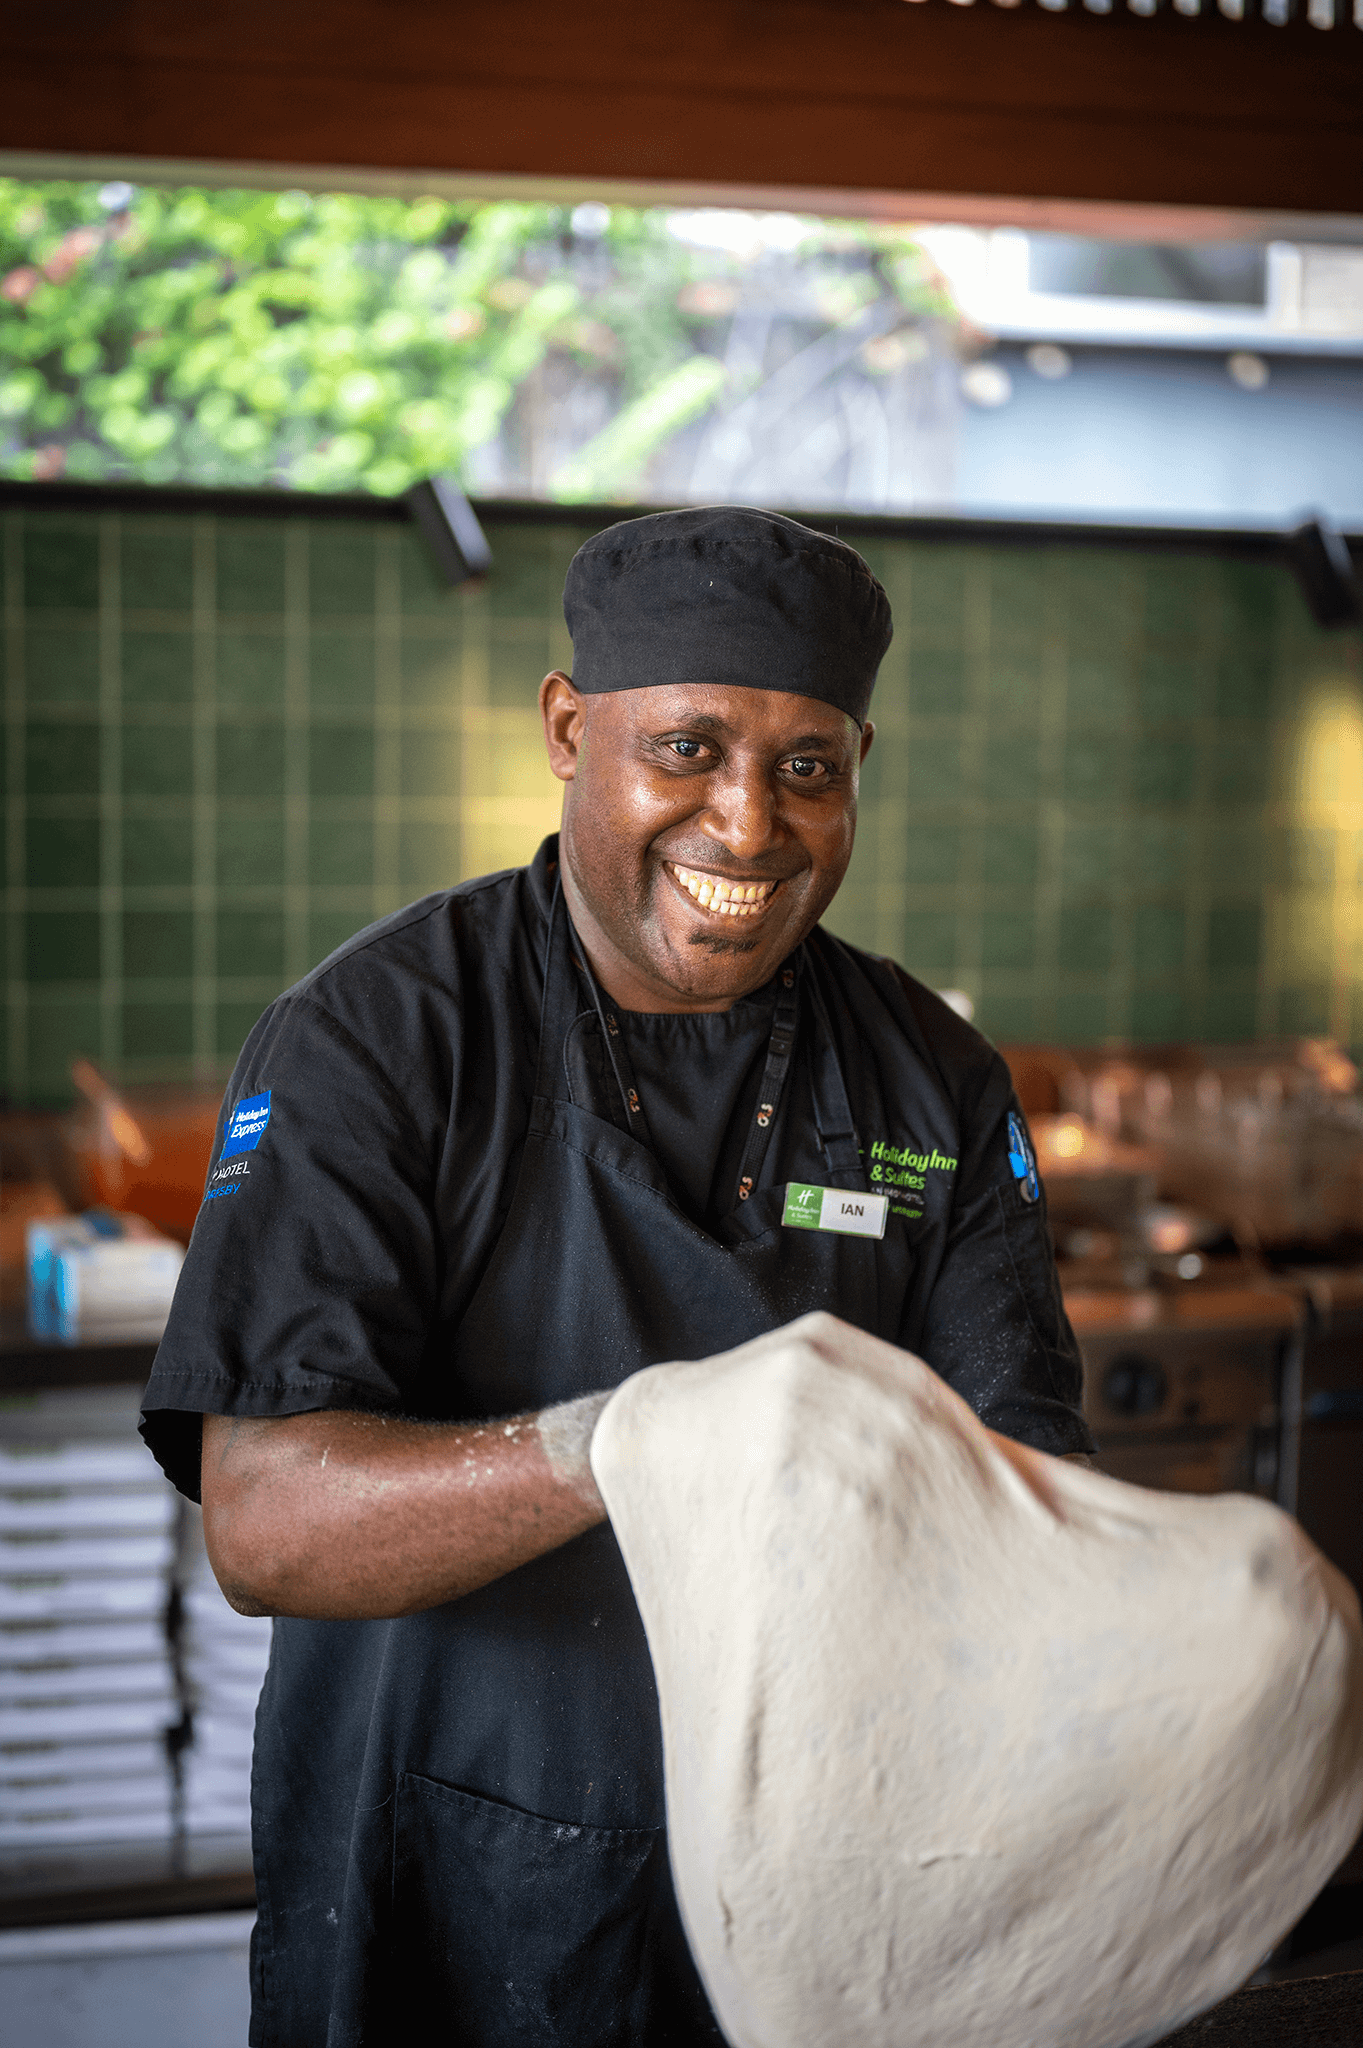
[2,0,1360,217]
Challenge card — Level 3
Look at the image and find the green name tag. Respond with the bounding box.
[783,1182,888,1240]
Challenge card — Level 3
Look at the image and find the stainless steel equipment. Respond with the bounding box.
[1283,1269,1363,1604]
[1067,1278,1304,1504]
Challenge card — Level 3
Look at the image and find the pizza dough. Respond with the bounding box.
[590,1313,1363,2048]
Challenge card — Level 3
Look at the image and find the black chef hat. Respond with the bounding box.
[563,506,892,728]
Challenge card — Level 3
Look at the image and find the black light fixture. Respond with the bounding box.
[404,477,493,588]
[1286,515,1361,629]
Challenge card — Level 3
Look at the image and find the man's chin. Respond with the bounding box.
[686,930,764,958]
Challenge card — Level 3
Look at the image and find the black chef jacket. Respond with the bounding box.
[141,835,1091,2048]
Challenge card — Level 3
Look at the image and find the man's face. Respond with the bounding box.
[541,675,874,1012]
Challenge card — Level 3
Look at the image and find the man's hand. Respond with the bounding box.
[200,1392,611,1622]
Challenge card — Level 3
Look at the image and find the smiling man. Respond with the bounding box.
[139,507,1092,2048]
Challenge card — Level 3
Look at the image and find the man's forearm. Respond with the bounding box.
[200,1393,611,1621]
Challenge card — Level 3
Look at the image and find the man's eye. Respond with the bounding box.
[670,738,704,759]
[787,756,825,778]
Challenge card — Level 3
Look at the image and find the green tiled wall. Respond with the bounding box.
[840,537,1363,1050]
[3,500,1362,1105]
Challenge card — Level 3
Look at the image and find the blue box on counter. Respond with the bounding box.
[26,1210,185,1346]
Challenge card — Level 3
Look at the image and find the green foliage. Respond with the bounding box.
[0,180,956,501]
[551,356,729,501]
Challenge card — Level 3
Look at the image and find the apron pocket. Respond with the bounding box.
[393,1773,663,2047]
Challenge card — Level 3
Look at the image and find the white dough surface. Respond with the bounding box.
[590,1313,1363,2048]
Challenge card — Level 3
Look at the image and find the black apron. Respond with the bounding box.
[311,877,904,2045]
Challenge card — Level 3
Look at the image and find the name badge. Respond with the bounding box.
[783,1182,888,1240]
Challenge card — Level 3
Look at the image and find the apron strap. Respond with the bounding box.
[566,920,661,1158]
[732,963,800,1202]
[804,951,869,1188]
[535,872,599,1103]
[535,871,661,1149]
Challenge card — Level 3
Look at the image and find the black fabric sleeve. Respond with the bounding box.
[916,1055,1096,1458]
[139,990,442,1501]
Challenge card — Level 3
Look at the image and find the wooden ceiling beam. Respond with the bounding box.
[1,0,1360,216]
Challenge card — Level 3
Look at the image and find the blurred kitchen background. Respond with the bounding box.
[1,168,1362,2036]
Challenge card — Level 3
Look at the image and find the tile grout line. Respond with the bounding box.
[190,519,218,1080]
[98,514,123,1075]
[1032,553,1069,1042]
[1334,638,1358,1056]
[1325,636,1363,1048]
[4,513,26,1102]
[873,549,911,964]
[954,549,991,1005]
[374,528,403,919]
[284,523,310,985]
[1184,557,1221,1042]
[1104,553,1140,1043]
[1256,574,1291,1043]
[457,582,491,885]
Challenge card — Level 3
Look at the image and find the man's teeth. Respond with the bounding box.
[670,865,778,917]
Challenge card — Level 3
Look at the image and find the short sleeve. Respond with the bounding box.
[140,990,441,1500]
[916,1058,1095,1458]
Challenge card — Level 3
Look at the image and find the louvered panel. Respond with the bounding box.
[904,0,1359,21]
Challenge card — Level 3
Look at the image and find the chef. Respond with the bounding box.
[140,506,1093,2048]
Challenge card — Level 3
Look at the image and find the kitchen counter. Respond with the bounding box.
[0,1833,254,1931]
[0,1318,158,1396]
[1063,1277,1302,1337]
[1062,1271,1305,1508]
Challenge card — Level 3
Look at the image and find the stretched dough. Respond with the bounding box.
[590,1313,1363,2048]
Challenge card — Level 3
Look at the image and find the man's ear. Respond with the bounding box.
[540,671,588,782]
[859,720,875,767]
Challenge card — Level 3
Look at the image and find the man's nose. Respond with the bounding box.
[701,763,782,861]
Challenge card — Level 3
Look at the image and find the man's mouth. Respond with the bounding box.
[668,863,782,919]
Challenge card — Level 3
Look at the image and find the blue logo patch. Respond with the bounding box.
[1007,1110,1040,1204]
[220,1091,272,1161]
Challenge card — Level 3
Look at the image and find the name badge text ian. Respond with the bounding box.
[782,1182,888,1240]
